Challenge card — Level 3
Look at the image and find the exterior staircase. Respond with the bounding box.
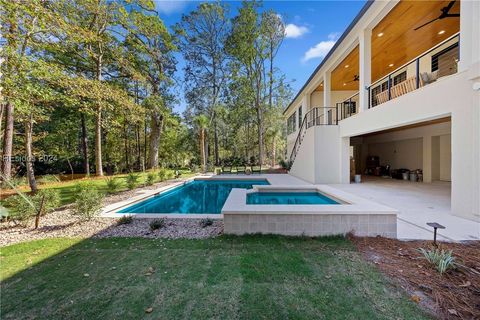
[289,107,339,166]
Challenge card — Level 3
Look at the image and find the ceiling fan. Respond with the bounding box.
[344,75,360,84]
[414,0,459,31]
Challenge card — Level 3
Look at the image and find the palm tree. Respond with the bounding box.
[194,115,209,172]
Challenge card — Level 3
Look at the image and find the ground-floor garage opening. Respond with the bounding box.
[337,116,479,240]
[349,117,452,184]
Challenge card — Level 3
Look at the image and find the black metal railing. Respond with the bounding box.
[368,32,460,108]
[289,106,338,165]
[336,92,359,121]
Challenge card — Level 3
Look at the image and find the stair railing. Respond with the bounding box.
[289,106,338,165]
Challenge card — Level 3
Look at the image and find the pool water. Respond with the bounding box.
[246,192,339,205]
[119,179,269,214]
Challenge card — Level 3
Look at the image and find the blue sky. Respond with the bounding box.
[156,0,366,113]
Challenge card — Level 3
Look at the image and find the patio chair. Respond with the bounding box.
[251,165,262,174]
[236,166,246,174]
[222,166,232,174]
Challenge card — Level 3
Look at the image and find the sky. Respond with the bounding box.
[156,0,367,113]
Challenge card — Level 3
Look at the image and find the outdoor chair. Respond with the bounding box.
[236,166,246,174]
[222,166,232,174]
[251,165,262,174]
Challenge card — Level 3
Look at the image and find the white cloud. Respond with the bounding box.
[156,0,188,15]
[285,24,309,39]
[302,33,339,62]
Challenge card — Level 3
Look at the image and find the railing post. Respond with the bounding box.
[335,106,338,124]
[368,86,371,109]
[416,58,420,89]
[387,75,391,100]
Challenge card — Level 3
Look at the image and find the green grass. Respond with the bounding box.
[2,169,196,206]
[0,236,429,319]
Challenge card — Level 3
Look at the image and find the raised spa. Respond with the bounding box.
[246,191,340,205]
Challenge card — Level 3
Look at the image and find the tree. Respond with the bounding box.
[120,4,177,169]
[194,115,209,171]
[176,2,230,165]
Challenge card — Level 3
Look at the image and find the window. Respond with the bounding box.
[432,43,459,77]
[298,107,302,129]
[287,112,296,135]
[393,71,407,85]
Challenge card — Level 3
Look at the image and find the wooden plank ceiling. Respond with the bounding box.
[324,0,460,91]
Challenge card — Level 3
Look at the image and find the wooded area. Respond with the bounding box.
[0,0,291,192]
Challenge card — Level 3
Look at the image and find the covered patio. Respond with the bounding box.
[330,177,480,241]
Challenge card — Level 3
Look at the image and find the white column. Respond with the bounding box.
[323,72,331,124]
[458,0,480,71]
[359,28,372,112]
[422,135,432,183]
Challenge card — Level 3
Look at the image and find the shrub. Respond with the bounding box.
[3,195,36,225]
[146,172,156,186]
[38,174,60,184]
[126,173,140,190]
[279,159,292,171]
[214,168,222,175]
[190,164,199,173]
[149,218,165,231]
[34,189,61,215]
[117,215,133,225]
[199,218,214,228]
[105,177,122,194]
[2,189,60,226]
[158,168,167,181]
[166,170,174,180]
[1,177,28,189]
[419,247,456,274]
[73,184,104,220]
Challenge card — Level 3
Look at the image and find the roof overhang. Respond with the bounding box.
[283,0,375,115]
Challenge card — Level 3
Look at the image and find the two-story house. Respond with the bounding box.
[284,0,479,222]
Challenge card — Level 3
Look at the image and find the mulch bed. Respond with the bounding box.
[350,235,480,319]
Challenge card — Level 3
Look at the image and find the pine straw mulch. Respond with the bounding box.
[350,235,480,319]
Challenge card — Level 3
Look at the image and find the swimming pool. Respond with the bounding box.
[246,192,339,205]
[119,179,270,214]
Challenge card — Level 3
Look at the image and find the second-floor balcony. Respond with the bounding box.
[333,32,460,121]
[368,32,460,109]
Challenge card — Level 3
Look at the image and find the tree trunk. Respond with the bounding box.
[0,103,4,140]
[80,114,90,175]
[94,106,103,176]
[200,128,206,171]
[1,102,14,180]
[148,112,163,169]
[214,114,219,165]
[271,135,276,167]
[256,73,264,165]
[25,115,37,192]
[123,119,129,171]
[94,52,104,176]
[135,124,141,170]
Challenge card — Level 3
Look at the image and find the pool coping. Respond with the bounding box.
[100,175,271,219]
[222,185,398,215]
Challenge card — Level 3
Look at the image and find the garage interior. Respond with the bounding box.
[349,117,452,183]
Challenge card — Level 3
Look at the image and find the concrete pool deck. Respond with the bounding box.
[101,173,479,241]
[329,177,480,242]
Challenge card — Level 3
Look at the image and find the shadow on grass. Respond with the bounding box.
[0,230,431,320]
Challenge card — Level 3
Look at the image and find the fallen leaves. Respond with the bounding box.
[410,295,421,304]
[144,266,155,276]
[448,309,459,316]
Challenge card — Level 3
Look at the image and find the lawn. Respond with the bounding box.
[0,236,429,319]
[2,169,196,206]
